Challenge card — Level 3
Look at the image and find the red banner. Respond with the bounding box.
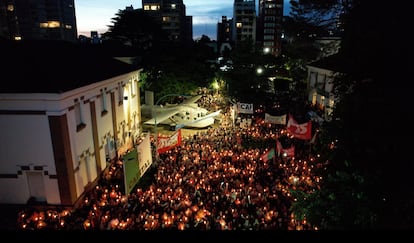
[157,129,182,154]
[287,114,312,140]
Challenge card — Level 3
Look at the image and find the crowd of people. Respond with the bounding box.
[17,90,324,231]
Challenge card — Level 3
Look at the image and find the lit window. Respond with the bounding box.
[75,100,86,131]
[236,22,242,28]
[7,4,14,11]
[47,21,60,28]
[40,21,61,28]
[143,4,159,10]
[65,25,72,29]
[14,36,22,41]
[171,4,176,9]
[40,22,48,28]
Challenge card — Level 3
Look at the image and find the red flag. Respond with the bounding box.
[287,114,312,140]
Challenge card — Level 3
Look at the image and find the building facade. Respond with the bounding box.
[142,0,192,42]
[257,0,283,56]
[233,0,257,46]
[0,0,77,42]
[217,16,233,55]
[306,56,341,121]
[0,42,142,206]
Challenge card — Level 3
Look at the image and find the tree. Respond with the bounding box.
[291,0,413,229]
[288,0,344,38]
[290,162,381,229]
[102,8,165,50]
[102,10,216,100]
[283,0,349,66]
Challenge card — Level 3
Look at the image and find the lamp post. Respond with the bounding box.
[153,93,190,160]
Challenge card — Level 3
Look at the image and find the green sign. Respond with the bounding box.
[123,148,141,195]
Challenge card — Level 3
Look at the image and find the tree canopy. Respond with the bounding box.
[102,8,165,50]
[290,0,412,229]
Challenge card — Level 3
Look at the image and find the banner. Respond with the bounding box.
[261,148,275,162]
[287,114,312,140]
[237,102,254,114]
[264,113,286,125]
[137,132,152,177]
[157,129,182,154]
[123,148,140,195]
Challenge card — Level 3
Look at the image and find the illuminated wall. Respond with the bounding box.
[0,69,142,205]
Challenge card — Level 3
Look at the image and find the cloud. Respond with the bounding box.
[75,0,291,39]
[192,16,222,25]
[186,0,233,19]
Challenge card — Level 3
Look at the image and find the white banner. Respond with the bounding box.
[137,132,152,177]
[237,102,254,114]
[264,113,286,125]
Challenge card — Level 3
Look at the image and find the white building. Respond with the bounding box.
[0,40,142,206]
[306,54,345,121]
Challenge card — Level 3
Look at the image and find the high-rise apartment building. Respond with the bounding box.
[258,0,283,56]
[217,16,233,55]
[142,0,192,43]
[233,0,256,47]
[0,0,21,40]
[217,16,233,44]
[0,0,77,42]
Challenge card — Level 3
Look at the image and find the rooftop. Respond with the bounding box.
[307,53,350,73]
[1,40,139,93]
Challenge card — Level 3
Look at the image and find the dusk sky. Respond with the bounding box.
[75,0,291,40]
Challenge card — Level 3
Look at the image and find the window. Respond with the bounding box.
[75,99,86,131]
[118,83,123,105]
[309,72,317,87]
[101,89,108,116]
[144,4,160,11]
[131,79,137,98]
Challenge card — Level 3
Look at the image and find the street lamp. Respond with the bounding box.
[256,67,264,75]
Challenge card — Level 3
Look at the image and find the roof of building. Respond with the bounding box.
[307,53,350,73]
[1,40,139,93]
